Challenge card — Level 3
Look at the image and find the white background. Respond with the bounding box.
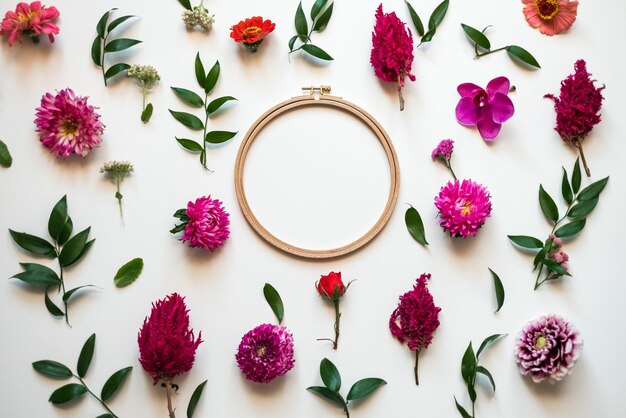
[1,0,625,417]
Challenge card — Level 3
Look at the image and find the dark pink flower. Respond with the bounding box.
[0,1,59,46]
[431,139,454,161]
[235,323,295,383]
[138,293,203,384]
[34,88,104,159]
[455,76,515,141]
[370,4,415,111]
[174,196,230,251]
[434,179,492,238]
[390,274,441,385]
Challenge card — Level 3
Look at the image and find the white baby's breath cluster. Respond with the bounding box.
[127,65,160,89]
[182,6,214,30]
[100,160,134,179]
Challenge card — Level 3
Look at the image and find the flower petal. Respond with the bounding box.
[486,77,510,98]
[490,92,515,123]
[477,116,502,140]
[457,83,483,97]
[455,97,479,125]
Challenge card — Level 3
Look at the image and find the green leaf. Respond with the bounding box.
[489,268,505,313]
[104,63,131,81]
[507,235,543,249]
[57,217,73,246]
[320,358,341,392]
[107,15,135,33]
[194,53,206,89]
[454,396,472,418]
[77,333,96,378]
[169,110,204,130]
[460,342,476,385]
[405,206,428,246]
[91,37,102,66]
[104,38,142,53]
[79,239,95,263]
[568,197,598,218]
[301,44,333,60]
[204,60,220,94]
[9,230,56,257]
[205,131,237,144]
[539,185,559,223]
[101,366,132,402]
[346,378,386,401]
[542,259,571,276]
[310,0,327,20]
[506,45,541,69]
[295,2,308,41]
[288,35,298,51]
[578,177,609,201]
[554,219,586,238]
[141,103,153,123]
[178,0,192,10]
[176,138,203,152]
[572,158,581,194]
[405,1,424,36]
[96,9,116,38]
[49,383,87,404]
[114,258,144,288]
[461,23,490,50]
[63,285,97,302]
[307,386,346,408]
[561,168,573,205]
[313,3,333,32]
[421,27,436,43]
[532,244,549,271]
[33,360,72,378]
[48,195,68,241]
[476,334,506,359]
[187,380,208,418]
[45,287,65,317]
[476,365,496,392]
[207,96,237,115]
[200,149,206,167]
[11,263,60,286]
[96,415,116,418]
[263,283,284,324]
[59,227,91,267]
[171,87,204,107]
[429,0,449,29]
[0,139,12,168]
[467,380,477,402]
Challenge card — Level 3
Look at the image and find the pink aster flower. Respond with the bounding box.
[434,179,492,238]
[522,0,578,36]
[545,59,604,177]
[34,88,104,159]
[0,1,59,46]
[370,4,415,111]
[389,274,441,385]
[455,76,515,141]
[515,314,582,383]
[236,323,295,383]
[171,195,230,251]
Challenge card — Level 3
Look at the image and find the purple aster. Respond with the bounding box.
[236,323,295,383]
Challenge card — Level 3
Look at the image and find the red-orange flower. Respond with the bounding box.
[230,16,275,52]
[522,0,578,36]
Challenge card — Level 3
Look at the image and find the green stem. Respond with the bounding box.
[332,298,341,350]
[575,141,591,177]
[202,92,211,171]
[472,400,475,418]
[77,376,118,417]
[115,176,124,221]
[343,404,350,418]
[165,379,176,418]
[56,245,69,326]
[445,161,457,180]
[475,45,509,59]
[414,349,421,386]
[101,33,109,87]
[142,85,147,112]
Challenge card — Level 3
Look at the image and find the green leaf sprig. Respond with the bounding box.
[508,158,609,289]
[9,196,96,326]
[307,358,386,418]
[91,9,142,86]
[405,205,428,246]
[32,333,132,417]
[289,0,334,61]
[0,139,12,168]
[460,23,540,69]
[169,52,238,171]
[264,283,285,324]
[454,334,506,418]
[405,0,449,47]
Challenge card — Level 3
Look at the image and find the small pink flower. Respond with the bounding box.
[0,1,60,46]
[434,179,492,238]
[522,0,578,36]
[431,139,454,161]
[455,76,515,141]
[172,196,230,251]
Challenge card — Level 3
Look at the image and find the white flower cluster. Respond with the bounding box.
[100,160,134,178]
[127,65,160,89]
[182,7,214,30]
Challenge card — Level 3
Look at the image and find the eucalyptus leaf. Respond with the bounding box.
[104,38,142,53]
[101,366,132,402]
[461,23,490,50]
[0,139,12,168]
[301,44,333,60]
[346,378,386,401]
[307,386,346,408]
[107,15,135,33]
[169,110,204,130]
[577,177,609,201]
[96,9,116,38]
[572,158,581,194]
[141,103,153,123]
[310,0,327,20]
[405,1,424,36]
[187,380,208,418]
[476,365,496,392]
[171,87,204,107]
[48,195,68,241]
[91,37,102,66]
[476,334,506,359]
[32,360,72,378]
[539,185,559,223]
[104,63,131,81]
[205,131,237,144]
[405,206,428,245]
[45,288,65,317]
[178,0,192,10]
[194,53,206,89]
[561,168,573,205]
[176,138,203,152]
[506,45,541,69]
[320,358,341,392]
[207,96,238,115]
[568,197,598,218]
[77,333,96,378]
[488,268,505,313]
[428,0,449,30]
[542,259,571,276]
[460,342,476,385]
[63,285,97,302]
[295,2,308,41]
[454,396,472,418]
[49,383,87,404]
[9,230,56,257]
[59,227,91,267]
[12,263,60,286]
[554,219,586,238]
[263,283,284,324]
[313,3,333,32]
[507,235,543,249]
[204,60,220,94]
[114,258,144,288]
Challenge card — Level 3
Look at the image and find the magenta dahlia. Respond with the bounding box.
[34,88,104,159]
[515,314,582,383]
[1,1,60,46]
[171,195,230,251]
[235,323,295,383]
[390,274,441,385]
[434,179,492,238]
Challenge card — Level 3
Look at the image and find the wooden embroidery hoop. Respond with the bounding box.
[234,86,400,259]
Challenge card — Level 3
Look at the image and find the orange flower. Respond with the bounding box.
[230,16,275,52]
[522,0,578,36]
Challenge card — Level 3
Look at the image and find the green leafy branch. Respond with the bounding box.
[91,9,142,86]
[461,23,540,69]
[289,0,334,61]
[405,204,428,246]
[169,52,238,171]
[508,158,609,289]
[32,334,132,418]
[454,334,506,418]
[307,358,386,418]
[9,195,96,326]
[405,0,449,47]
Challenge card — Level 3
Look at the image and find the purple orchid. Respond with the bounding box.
[455,76,515,141]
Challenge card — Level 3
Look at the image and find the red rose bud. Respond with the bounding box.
[316,271,346,298]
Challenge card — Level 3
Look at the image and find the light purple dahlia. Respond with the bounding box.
[515,314,582,383]
[434,179,492,238]
[235,323,295,383]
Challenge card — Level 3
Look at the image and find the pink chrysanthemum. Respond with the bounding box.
[34,88,104,159]
[370,4,415,111]
[515,314,582,383]
[138,293,203,384]
[179,196,230,251]
[0,1,59,46]
[236,323,295,383]
[431,139,454,161]
[522,0,578,36]
[434,179,492,238]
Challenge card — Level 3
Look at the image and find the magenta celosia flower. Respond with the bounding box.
[455,76,515,141]
[236,323,295,383]
[515,314,582,383]
[389,274,441,385]
[434,179,492,238]
[0,1,59,46]
[34,88,104,159]
[545,59,604,177]
[174,196,230,251]
[370,3,415,111]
